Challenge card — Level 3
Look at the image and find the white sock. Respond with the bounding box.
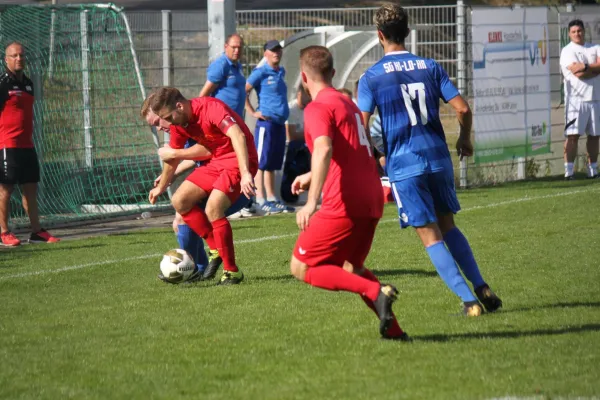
[565,162,574,177]
[267,196,278,203]
[588,162,598,177]
[256,197,266,205]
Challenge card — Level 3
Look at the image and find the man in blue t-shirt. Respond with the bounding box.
[245,39,293,215]
[358,4,502,316]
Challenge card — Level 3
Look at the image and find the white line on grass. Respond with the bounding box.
[1,185,598,281]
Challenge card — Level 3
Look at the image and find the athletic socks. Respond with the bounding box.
[176,224,208,272]
[426,241,476,302]
[443,227,485,289]
[565,162,574,177]
[180,206,217,249]
[211,217,238,272]
[303,266,381,301]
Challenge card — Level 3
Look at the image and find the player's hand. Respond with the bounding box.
[148,187,164,205]
[240,171,256,198]
[253,111,269,120]
[456,136,474,160]
[153,175,170,188]
[296,201,317,232]
[291,172,311,195]
[158,144,177,162]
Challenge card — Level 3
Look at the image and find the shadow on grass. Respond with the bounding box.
[502,301,600,314]
[414,323,600,342]
[374,268,438,278]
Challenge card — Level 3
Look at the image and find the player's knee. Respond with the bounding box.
[290,256,308,281]
[171,192,193,214]
[205,203,225,222]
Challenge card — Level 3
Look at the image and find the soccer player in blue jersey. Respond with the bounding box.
[358,3,502,315]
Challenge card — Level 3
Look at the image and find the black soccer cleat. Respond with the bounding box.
[373,284,399,336]
[158,273,178,285]
[202,249,223,280]
[475,284,503,313]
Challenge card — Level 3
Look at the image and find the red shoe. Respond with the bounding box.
[1,231,21,246]
[29,229,60,243]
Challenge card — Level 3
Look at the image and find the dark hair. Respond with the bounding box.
[374,3,410,45]
[300,45,334,81]
[149,87,186,114]
[338,88,352,98]
[568,19,584,31]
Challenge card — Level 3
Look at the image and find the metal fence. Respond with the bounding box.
[125,3,588,188]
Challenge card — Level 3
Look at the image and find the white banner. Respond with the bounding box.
[472,8,551,163]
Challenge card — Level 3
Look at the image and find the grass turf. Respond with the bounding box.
[1,178,599,400]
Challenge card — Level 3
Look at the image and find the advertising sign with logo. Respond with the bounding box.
[472,7,551,163]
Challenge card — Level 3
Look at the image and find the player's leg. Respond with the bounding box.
[290,215,399,336]
[391,176,481,315]
[0,181,20,246]
[19,150,59,243]
[173,212,208,277]
[254,120,282,215]
[564,101,587,179]
[585,102,599,178]
[266,122,294,213]
[345,218,410,341]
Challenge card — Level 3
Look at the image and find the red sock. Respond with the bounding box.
[359,268,404,337]
[181,206,214,248]
[211,217,237,272]
[304,266,380,301]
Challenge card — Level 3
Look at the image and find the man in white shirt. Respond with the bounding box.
[560,19,600,179]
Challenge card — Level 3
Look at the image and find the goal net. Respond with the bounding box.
[0,4,165,229]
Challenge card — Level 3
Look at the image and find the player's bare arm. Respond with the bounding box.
[297,136,332,231]
[224,123,257,198]
[149,161,177,204]
[361,110,385,167]
[198,81,219,97]
[244,82,264,120]
[158,143,212,163]
[153,160,197,187]
[449,95,473,159]
[568,62,600,79]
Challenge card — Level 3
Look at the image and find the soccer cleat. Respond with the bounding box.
[259,201,283,216]
[273,200,295,213]
[381,332,412,342]
[475,284,503,313]
[240,205,257,217]
[185,267,204,284]
[463,301,483,317]
[1,231,21,247]
[29,229,60,243]
[202,249,222,280]
[372,284,399,336]
[564,175,575,181]
[158,273,178,284]
[218,269,244,285]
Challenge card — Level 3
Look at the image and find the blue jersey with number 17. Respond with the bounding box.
[357,51,460,182]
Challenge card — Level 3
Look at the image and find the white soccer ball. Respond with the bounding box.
[159,249,196,284]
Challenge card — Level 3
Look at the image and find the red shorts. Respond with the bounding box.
[186,156,258,203]
[293,213,379,268]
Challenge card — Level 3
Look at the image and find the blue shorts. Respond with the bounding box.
[391,171,460,229]
[255,119,286,171]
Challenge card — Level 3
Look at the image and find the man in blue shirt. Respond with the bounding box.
[358,4,502,316]
[245,39,293,214]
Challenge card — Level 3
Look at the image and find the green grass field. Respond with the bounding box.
[1,179,599,400]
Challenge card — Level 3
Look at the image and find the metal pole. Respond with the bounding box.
[80,10,93,170]
[162,10,171,148]
[456,0,468,188]
[410,29,417,54]
[48,2,56,80]
[208,0,236,61]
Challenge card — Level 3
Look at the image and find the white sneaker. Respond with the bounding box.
[240,206,256,217]
[227,211,243,220]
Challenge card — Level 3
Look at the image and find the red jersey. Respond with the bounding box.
[169,97,257,162]
[0,71,34,149]
[304,87,383,219]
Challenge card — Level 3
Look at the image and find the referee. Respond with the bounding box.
[0,42,59,246]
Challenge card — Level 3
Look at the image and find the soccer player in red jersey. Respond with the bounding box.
[147,87,258,285]
[289,46,409,340]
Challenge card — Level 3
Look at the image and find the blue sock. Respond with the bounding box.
[426,241,476,302]
[443,227,485,289]
[177,224,208,273]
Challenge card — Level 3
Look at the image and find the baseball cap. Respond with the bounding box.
[264,40,283,51]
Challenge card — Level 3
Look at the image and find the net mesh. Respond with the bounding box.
[0,4,164,228]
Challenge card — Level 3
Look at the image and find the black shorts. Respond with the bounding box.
[0,148,40,185]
